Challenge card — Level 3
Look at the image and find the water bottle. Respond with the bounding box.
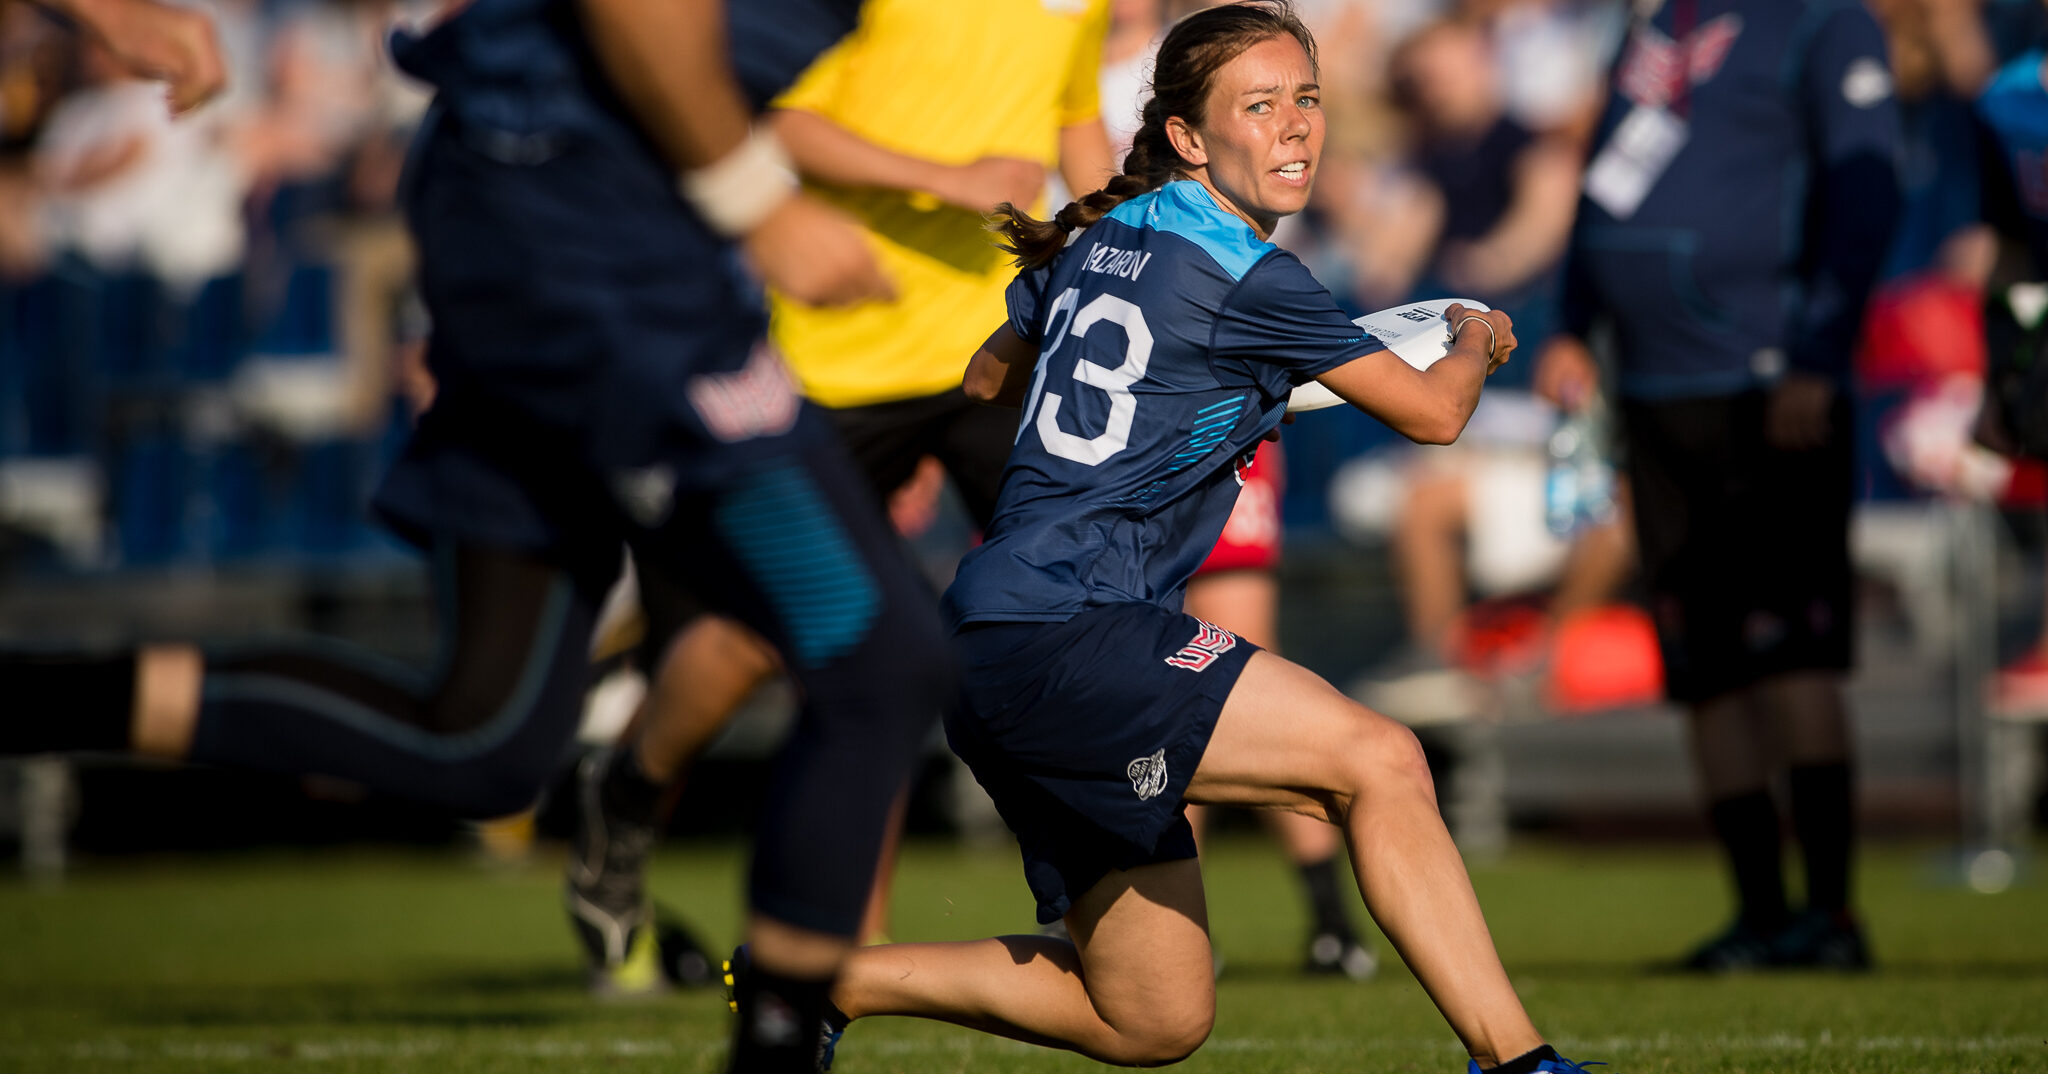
[1543,393,1615,537]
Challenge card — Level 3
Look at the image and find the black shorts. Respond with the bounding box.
[946,604,1257,924]
[1622,390,1855,704]
[827,388,1016,529]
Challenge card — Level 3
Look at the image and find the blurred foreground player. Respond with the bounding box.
[564,0,1115,993]
[728,6,1594,1072]
[0,2,957,1070]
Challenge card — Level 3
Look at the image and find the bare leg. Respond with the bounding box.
[133,644,202,760]
[1186,651,1544,1068]
[859,790,908,943]
[1548,513,1634,623]
[1263,807,1342,862]
[1393,466,1470,656]
[835,859,1217,1065]
[749,914,857,980]
[635,615,779,783]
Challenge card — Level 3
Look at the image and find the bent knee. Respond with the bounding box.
[1331,708,1436,802]
[1103,1008,1212,1067]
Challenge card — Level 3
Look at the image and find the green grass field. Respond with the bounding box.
[1,837,2042,1073]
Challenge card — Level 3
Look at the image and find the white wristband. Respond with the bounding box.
[678,126,799,239]
[1456,315,1497,366]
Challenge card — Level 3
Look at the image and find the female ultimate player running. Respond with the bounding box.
[738,5,1597,1072]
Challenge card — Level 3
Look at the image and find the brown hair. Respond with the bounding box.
[992,0,1319,270]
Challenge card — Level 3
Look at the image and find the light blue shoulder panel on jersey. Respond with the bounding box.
[1103,182,1276,282]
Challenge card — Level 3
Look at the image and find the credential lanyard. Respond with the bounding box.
[1671,0,1698,120]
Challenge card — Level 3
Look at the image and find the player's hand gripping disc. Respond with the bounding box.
[1286,297,1490,413]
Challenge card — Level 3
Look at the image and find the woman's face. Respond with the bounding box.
[1170,34,1323,239]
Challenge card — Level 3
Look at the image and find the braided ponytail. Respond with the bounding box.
[992,1,1317,271]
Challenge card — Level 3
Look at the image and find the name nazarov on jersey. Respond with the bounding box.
[1082,241,1154,281]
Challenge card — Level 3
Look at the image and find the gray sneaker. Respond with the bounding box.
[565,749,665,996]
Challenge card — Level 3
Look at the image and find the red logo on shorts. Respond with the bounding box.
[1165,619,1238,671]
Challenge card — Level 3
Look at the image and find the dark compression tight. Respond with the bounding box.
[3,424,952,939]
[642,445,955,938]
[189,543,602,819]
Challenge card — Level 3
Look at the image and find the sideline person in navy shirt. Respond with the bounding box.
[730,6,1594,1074]
[1537,0,1902,972]
[0,3,954,1070]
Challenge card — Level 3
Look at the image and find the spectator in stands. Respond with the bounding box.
[28,0,224,117]
[1340,13,1634,724]
[1535,0,1902,971]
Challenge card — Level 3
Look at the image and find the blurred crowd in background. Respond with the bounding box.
[2,0,2047,724]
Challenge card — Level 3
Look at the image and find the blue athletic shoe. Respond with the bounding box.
[723,945,849,1072]
[1464,1053,1604,1073]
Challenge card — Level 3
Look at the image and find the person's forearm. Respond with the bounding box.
[963,325,1038,407]
[579,0,751,172]
[1925,0,1997,97]
[765,108,944,195]
[1058,118,1114,197]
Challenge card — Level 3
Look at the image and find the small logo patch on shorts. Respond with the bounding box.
[1127,749,1168,799]
[1165,619,1238,671]
[688,341,800,443]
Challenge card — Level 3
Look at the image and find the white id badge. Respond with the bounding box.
[1583,105,1688,220]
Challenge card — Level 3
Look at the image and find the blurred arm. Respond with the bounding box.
[579,0,752,172]
[580,0,891,306]
[41,0,225,115]
[1058,117,1116,197]
[766,109,1046,214]
[963,324,1040,407]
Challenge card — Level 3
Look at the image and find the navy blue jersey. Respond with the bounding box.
[942,181,1378,627]
[375,0,867,547]
[1563,0,1900,399]
[1976,51,2048,273]
[390,0,861,146]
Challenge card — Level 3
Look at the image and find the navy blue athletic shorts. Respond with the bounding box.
[946,603,1258,924]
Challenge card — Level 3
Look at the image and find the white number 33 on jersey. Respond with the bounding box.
[1021,289,1153,466]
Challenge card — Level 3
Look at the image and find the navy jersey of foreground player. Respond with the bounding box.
[389,0,858,142]
[944,180,1380,628]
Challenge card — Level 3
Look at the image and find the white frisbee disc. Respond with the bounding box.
[1286,297,1490,413]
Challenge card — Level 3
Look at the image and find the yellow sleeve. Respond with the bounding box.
[1056,0,1109,128]
[769,32,857,115]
